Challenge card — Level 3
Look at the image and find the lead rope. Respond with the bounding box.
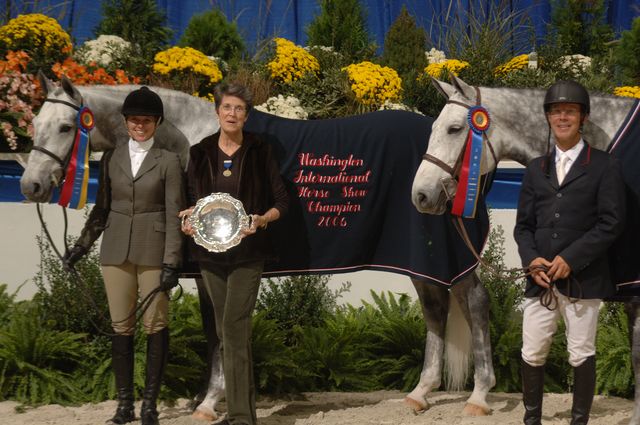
[440,180,582,311]
[35,203,176,336]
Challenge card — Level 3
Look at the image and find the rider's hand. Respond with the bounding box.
[179,207,195,236]
[528,257,552,289]
[547,255,571,281]
[62,245,87,271]
[160,264,180,292]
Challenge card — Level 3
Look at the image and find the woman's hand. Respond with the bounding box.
[179,207,195,236]
[241,214,267,237]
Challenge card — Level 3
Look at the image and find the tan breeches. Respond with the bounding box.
[102,261,168,335]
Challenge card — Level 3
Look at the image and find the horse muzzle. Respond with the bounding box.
[412,177,456,215]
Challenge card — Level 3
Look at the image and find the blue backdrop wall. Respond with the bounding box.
[2,0,639,54]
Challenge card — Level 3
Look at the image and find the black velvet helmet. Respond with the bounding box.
[543,80,590,114]
[121,86,164,120]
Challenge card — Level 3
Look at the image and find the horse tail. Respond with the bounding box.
[443,294,472,391]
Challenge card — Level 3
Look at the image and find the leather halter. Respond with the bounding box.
[30,97,83,175]
[422,86,497,181]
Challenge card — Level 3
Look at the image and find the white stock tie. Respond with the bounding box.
[556,155,569,184]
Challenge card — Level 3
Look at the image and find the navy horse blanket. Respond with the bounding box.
[242,110,489,286]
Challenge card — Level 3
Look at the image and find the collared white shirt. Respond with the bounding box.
[555,139,585,179]
[128,137,154,177]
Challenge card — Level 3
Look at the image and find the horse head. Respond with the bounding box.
[412,76,502,215]
[20,73,88,202]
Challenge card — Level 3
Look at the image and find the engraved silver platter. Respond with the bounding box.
[188,192,251,253]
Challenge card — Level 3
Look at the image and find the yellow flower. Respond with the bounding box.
[423,59,469,78]
[0,14,71,64]
[614,86,640,98]
[342,61,402,106]
[267,38,319,84]
[153,46,223,84]
[494,54,529,77]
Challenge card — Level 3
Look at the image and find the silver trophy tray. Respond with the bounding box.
[188,192,251,253]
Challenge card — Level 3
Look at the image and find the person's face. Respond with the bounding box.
[125,115,159,142]
[546,102,585,148]
[216,95,248,134]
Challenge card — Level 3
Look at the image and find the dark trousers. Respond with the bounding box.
[200,260,263,425]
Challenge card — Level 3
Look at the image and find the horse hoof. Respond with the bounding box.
[463,402,490,416]
[192,406,217,421]
[404,396,428,412]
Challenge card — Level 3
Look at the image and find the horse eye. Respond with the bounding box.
[447,126,462,135]
[59,125,73,133]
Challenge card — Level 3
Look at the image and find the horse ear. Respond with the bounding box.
[450,75,475,101]
[37,70,55,96]
[60,75,82,103]
[431,77,455,99]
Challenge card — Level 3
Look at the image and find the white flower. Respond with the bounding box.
[378,100,423,115]
[560,54,592,75]
[255,95,309,119]
[425,48,446,64]
[75,35,131,67]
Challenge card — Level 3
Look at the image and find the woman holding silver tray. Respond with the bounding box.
[179,83,289,425]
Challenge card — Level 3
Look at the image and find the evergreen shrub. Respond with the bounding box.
[179,9,244,61]
[381,6,427,77]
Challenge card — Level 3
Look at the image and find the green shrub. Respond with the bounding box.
[0,283,18,328]
[305,0,375,61]
[95,0,172,77]
[179,9,244,61]
[381,6,428,77]
[596,302,633,397]
[255,274,349,342]
[615,17,640,85]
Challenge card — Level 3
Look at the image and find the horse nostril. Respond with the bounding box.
[417,192,427,206]
[33,182,41,195]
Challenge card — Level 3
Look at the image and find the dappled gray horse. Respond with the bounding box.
[20,76,496,419]
[412,75,640,424]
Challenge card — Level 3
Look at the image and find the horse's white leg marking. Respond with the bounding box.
[405,279,449,411]
[193,348,225,421]
[626,302,640,425]
[452,273,495,415]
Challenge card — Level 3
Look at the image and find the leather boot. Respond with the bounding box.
[571,356,596,425]
[108,334,135,424]
[140,328,169,425]
[522,361,545,425]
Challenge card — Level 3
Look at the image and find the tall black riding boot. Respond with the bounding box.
[571,356,596,425]
[140,328,169,425]
[108,334,135,424]
[522,361,545,425]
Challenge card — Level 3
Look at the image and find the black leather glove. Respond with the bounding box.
[62,245,87,271]
[160,264,180,291]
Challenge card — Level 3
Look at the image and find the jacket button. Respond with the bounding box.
[552,233,558,238]
[554,212,560,218]
[556,193,562,198]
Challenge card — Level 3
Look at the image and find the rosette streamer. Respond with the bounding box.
[58,107,94,209]
[451,106,490,218]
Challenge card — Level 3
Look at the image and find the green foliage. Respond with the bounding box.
[306,0,375,61]
[179,9,244,61]
[382,6,428,77]
[615,17,640,85]
[255,274,350,342]
[95,0,172,76]
[359,291,425,391]
[32,236,110,336]
[480,224,526,392]
[548,0,614,58]
[596,303,633,397]
[0,303,88,404]
[402,71,446,117]
[251,312,302,393]
[0,283,19,327]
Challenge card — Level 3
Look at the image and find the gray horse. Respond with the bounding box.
[411,75,640,424]
[20,75,496,419]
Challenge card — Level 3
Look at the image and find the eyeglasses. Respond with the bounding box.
[547,108,581,117]
[220,104,247,114]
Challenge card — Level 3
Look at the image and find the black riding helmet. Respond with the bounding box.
[543,80,590,115]
[121,86,164,123]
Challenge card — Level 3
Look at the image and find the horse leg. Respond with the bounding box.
[625,301,640,425]
[405,278,449,412]
[192,277,225,422]
[451,272,495,416]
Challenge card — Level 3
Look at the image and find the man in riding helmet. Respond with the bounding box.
[514,80,626,425]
